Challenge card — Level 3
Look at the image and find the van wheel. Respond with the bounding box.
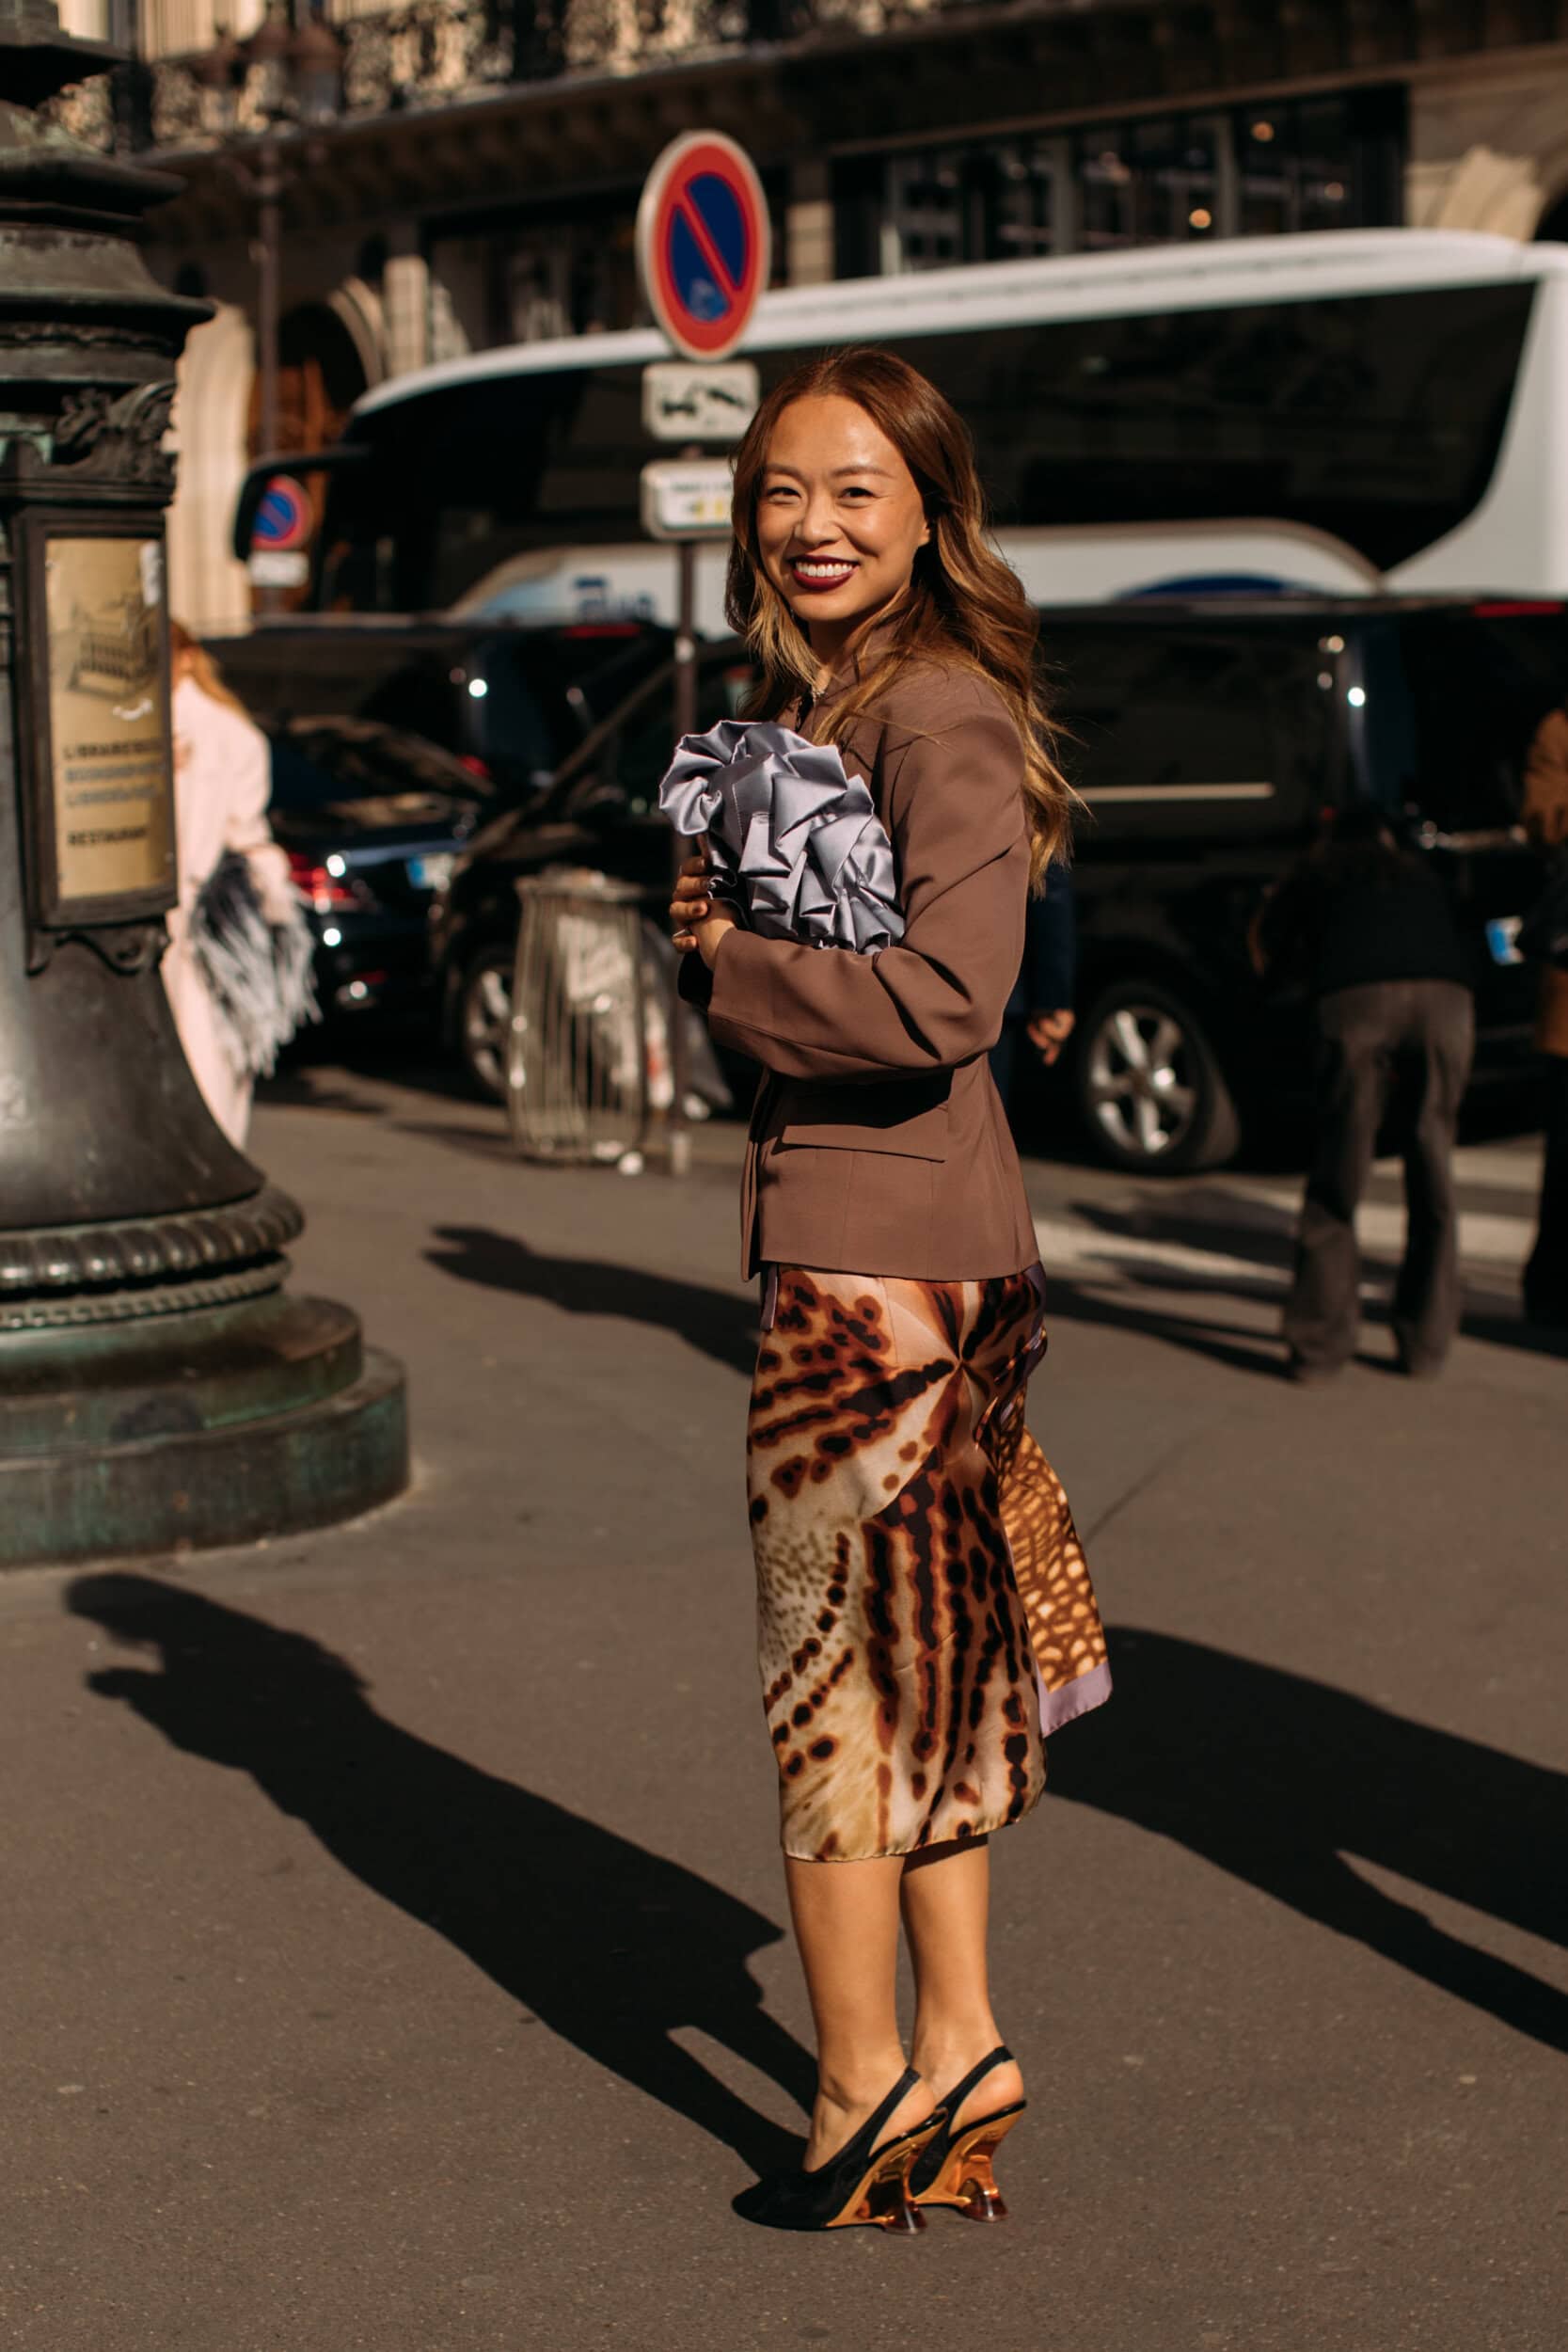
[1074,981,1241,1173]
[457,943,515,1102]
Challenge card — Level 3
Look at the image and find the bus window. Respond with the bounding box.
[892,284,1533,568]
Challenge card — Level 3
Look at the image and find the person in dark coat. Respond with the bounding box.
[1520,704,1568,1327]
[990,861,1077,1109]
[1254,803,1475,1381]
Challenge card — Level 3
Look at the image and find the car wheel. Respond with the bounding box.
[457,943,515,1102]
[1073,980,1241,1174]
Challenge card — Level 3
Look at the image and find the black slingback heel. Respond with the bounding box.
[907,2045,1026,2222]
[735,2067,943,2233]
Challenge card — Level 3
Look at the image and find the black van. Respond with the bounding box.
[1043,596,1564,1170]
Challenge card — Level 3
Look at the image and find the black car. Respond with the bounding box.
[267,718,499,1022]
[431,638,755,1095]
[1045,596,1562,1168]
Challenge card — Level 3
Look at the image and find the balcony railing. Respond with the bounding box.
[47,0,950,154]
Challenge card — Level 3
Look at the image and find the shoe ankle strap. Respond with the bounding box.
[942,2044,1014,2118]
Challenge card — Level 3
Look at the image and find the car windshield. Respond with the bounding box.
[269,722,494,828]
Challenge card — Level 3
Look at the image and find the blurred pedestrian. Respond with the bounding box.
[990,860,1077,1114]
[671,350,1108,2233]
[1520,702,1568,1327]
[163,622,309,1150]
[1254,803,1474,1380]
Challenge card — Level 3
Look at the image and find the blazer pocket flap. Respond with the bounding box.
[775,1081,951,1161]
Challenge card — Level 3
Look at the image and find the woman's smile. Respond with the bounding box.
[786,554,860,595]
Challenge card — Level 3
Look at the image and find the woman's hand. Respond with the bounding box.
[671,851,738,969]
[1025,1008,1075,1067]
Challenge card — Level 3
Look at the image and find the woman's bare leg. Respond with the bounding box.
[900,1839,1025,2124]
[784,1853,934,2169]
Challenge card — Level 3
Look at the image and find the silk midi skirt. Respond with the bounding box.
[748,1264,1110,1862]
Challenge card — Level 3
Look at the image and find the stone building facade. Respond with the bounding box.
[52,0,1568,631]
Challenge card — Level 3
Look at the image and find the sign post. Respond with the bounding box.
[636,131,768,1174]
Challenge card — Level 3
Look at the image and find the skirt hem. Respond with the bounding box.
[779,1776,1047,1865]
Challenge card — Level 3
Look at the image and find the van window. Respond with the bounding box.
[1046,626,1328,826]
[1357,612,1568,831]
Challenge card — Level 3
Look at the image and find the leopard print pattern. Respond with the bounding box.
[747,1265,1109,1862]
[990,1412,1110,1735]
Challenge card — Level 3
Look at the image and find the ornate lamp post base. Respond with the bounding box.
[0,1183,406,1565]
[0,4,408,1567]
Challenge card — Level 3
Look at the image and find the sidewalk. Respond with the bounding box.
[2,1061,1561,2352]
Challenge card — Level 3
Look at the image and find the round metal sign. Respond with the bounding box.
[251,475,312,552]
[636,132,770,363]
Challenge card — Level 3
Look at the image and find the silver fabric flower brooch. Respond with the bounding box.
[657,720,904,955]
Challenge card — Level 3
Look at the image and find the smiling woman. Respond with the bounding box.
[669,348,1109,2237]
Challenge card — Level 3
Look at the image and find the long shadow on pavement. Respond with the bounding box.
[1041,1273,1290,1378]
[425,1223,759,1378]
[1053,1626,1568,2055]
[65,1574,815,2171]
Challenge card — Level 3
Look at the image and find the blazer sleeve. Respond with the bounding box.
[704,691,1029,1083]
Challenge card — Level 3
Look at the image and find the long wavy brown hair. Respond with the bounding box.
[726,347,1072,879]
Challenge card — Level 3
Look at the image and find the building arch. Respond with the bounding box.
[247,298,372,462]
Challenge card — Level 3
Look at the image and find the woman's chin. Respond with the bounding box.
[784,590,875,632]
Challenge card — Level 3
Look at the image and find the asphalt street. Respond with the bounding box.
[3,1054,1563,2352]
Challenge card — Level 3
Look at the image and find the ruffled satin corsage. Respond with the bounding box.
[657,720,904,955]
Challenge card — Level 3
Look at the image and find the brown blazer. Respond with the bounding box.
[1523,707,1568,1059]
[685,654,1039,1280]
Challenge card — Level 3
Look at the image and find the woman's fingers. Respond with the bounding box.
[671,851,712,939]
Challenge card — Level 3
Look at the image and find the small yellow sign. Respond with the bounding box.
[44,534,174,913]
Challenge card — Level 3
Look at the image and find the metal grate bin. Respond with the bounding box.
[508,869,655,1165]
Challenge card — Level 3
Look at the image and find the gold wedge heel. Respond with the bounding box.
[908,2045,1026,2223]
[829,2114,946,2233]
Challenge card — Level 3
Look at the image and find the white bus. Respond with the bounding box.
[254,229,1568,630]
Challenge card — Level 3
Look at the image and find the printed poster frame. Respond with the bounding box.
[17,509,178,931]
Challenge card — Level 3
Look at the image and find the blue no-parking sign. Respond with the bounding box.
[636,133,770,363]
[251,475,312,554]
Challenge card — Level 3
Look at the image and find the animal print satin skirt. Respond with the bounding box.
[748,1264,1110,1862]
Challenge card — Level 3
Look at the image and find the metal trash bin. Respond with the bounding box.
[508,869,653,1165]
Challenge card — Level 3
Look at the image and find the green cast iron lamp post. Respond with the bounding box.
[0,0,407,1566]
